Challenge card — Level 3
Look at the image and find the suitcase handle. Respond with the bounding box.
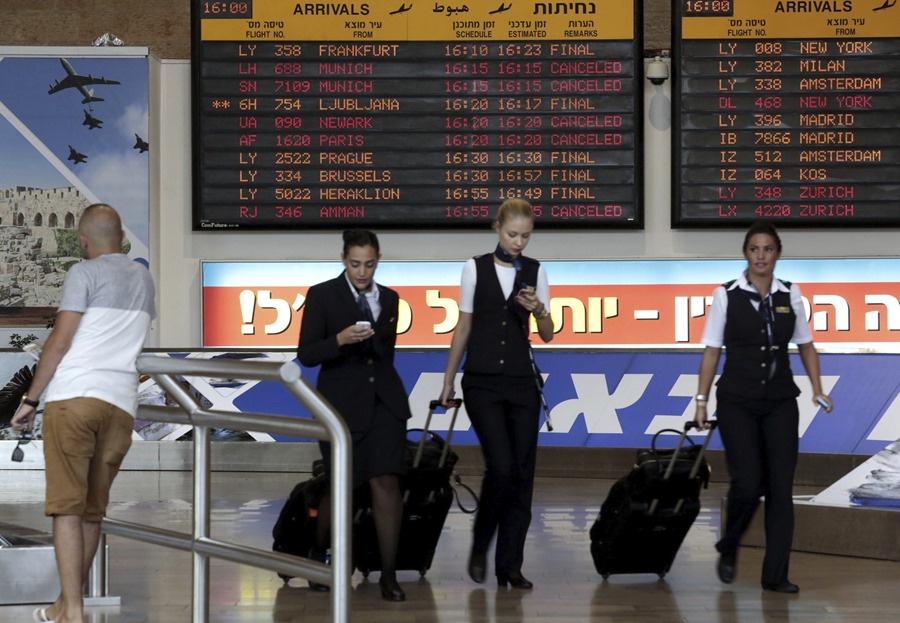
[650,420,717,452]
[662,420,718,480]
[404,398,464,506]
[648,420,718,515]
[412,399,463,470]
[651,427,699,456]
[429,398,462,410]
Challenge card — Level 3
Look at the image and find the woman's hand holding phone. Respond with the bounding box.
[515,285,538,312]
[338,321,374,346]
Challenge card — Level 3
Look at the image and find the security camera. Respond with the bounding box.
[646,56,669,85]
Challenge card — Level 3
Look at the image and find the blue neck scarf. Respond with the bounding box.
[493,244,521,272]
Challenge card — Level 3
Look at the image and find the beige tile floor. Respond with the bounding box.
[1,471,898,622]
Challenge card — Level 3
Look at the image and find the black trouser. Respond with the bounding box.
[462,373,540,575]
[715,394,799,585]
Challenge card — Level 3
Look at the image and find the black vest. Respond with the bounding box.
[717,281,800,401]
[463,253,539,377]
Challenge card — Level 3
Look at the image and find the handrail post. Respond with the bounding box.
[331,409,351,623]
[193,421,211,623]
[281,378,352,622]
[86,534,104,599]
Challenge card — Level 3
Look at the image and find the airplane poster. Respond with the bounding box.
[47,58,121,104]
[0,47,149,323]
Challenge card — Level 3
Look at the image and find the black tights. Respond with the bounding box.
[315,473,403,576]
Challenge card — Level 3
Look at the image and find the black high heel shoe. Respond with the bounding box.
[379,572,406,602]
[496,570,533,589]
[468,551,487,584]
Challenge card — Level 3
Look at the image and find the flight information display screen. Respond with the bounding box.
[674,1,900,227]
[192,1,642,229]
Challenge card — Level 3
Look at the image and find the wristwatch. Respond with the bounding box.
[20,394,39,407]
[534,306,551,320]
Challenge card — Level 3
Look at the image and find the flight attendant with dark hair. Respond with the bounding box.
[694,221,832,594]
[298,229,411,601]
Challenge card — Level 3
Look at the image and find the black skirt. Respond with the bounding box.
[319,398,407,489]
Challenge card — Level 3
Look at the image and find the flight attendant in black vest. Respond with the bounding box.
[439,199,554,589]
[298,229,411,601]
[694,221,832,594]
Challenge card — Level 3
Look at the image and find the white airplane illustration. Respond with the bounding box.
[48,58,121,104]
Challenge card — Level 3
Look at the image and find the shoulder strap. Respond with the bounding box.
[451,473,479,514]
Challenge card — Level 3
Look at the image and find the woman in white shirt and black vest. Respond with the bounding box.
[694,221,833,594]
[440,199,554,589]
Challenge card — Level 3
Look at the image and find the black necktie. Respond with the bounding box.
[357,291,375,323]
[741,288,777,379]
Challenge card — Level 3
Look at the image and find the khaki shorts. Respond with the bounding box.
[43,397,134,522]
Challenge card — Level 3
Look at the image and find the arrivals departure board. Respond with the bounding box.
[192,1,642,230]
[674,1,900,227]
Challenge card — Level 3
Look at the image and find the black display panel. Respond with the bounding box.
[674,1,900,227]
[191,1,642,229]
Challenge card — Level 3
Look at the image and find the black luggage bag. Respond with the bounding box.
[590,420,717,579]
[353,398,464,577]
[272,460,327,583]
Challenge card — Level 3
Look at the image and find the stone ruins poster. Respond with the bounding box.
[0,48,149,325]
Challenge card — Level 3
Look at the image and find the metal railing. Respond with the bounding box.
[89,354,352,623]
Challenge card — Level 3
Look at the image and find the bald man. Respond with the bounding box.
[11,203,156,623]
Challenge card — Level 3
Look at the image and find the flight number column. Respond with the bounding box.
[270,43,311,222]
[749,40,789,219]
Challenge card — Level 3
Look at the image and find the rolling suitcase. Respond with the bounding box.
[353,398,464,577]
[272,460,327,583]
[590,420,717,579]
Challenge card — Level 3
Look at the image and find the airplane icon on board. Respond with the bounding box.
[48,58,121,105]
[82,110,103,130]
[67,145,87,164]
[133,134,149,153]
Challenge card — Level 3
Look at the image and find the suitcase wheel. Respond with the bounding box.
[601,572,610,580]
[278,573,292,585]
[419,567,427,577]
[657,572,666,579]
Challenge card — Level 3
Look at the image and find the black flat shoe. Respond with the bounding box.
[762,581,799,594]
[468,551,487,584]
[379,573,406,602]
[497,570,533,589]
[717,551,737,584]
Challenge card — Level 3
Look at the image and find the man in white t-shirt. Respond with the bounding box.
[11,203,156,623]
